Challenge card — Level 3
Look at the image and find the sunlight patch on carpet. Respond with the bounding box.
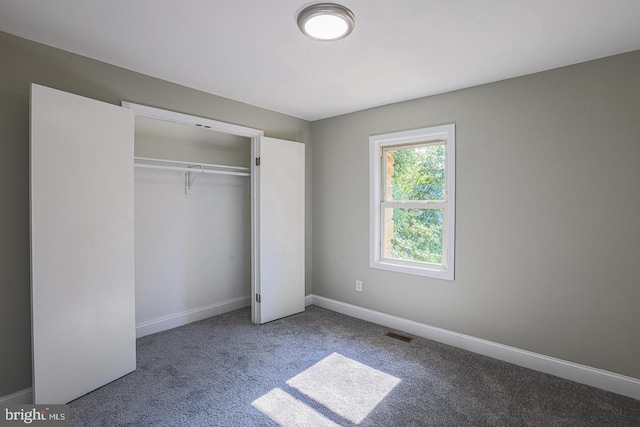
[251,387,339,427]
[286,352,401,424]
[252,353,400,425]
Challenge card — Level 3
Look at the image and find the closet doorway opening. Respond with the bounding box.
[133,116,253,337]
[123,102,306,331]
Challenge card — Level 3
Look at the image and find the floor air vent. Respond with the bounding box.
[385,332,413,342]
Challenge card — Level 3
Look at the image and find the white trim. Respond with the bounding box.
[373,259,451,280]
[369,124,455,280]
[0,388,33,404]
[251,136,261,324]
[305,294,314,306]
[308,295,640,400]
[135,296,251,338]
[121,102,264,138]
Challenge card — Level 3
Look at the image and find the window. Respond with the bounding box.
[370,124,455,280]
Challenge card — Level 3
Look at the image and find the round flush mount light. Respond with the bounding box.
[297,3,355,41]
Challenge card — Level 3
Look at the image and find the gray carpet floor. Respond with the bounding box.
[69,306,640,426]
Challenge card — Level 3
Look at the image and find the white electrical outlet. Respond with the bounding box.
[355,280,363,292]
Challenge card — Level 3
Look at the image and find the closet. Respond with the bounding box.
[30,84,305,404]
[133,116,252,337]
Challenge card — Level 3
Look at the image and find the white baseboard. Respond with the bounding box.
[0,388,33,404]
[309,294,640,400]
[305,294,313,307]
[136,296,251,338]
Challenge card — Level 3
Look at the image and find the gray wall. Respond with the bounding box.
[311,50,640,379]
[0,31,311,397]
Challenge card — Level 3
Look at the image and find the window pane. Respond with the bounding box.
[385,144,445,201]
[383,208,443,264]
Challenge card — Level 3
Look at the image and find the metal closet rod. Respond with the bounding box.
[134,156,250,177]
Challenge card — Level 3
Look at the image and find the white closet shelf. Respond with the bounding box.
[134,156,250,177]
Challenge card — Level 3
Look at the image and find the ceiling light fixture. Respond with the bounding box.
[297,3,355,41]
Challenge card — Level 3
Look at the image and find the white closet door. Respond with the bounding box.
[254,137,305,324]
[30,84,136,404]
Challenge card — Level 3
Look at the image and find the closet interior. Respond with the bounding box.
[133,116,252,336]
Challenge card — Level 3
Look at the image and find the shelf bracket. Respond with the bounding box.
[185,165,203,195]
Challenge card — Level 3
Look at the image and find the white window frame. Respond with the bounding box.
[369,124,455,280]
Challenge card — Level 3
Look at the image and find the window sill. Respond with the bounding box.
[370,259,454,281]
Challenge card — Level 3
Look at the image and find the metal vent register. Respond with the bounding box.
[385,332,413,343]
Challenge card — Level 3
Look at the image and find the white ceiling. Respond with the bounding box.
[1,1,639,121]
